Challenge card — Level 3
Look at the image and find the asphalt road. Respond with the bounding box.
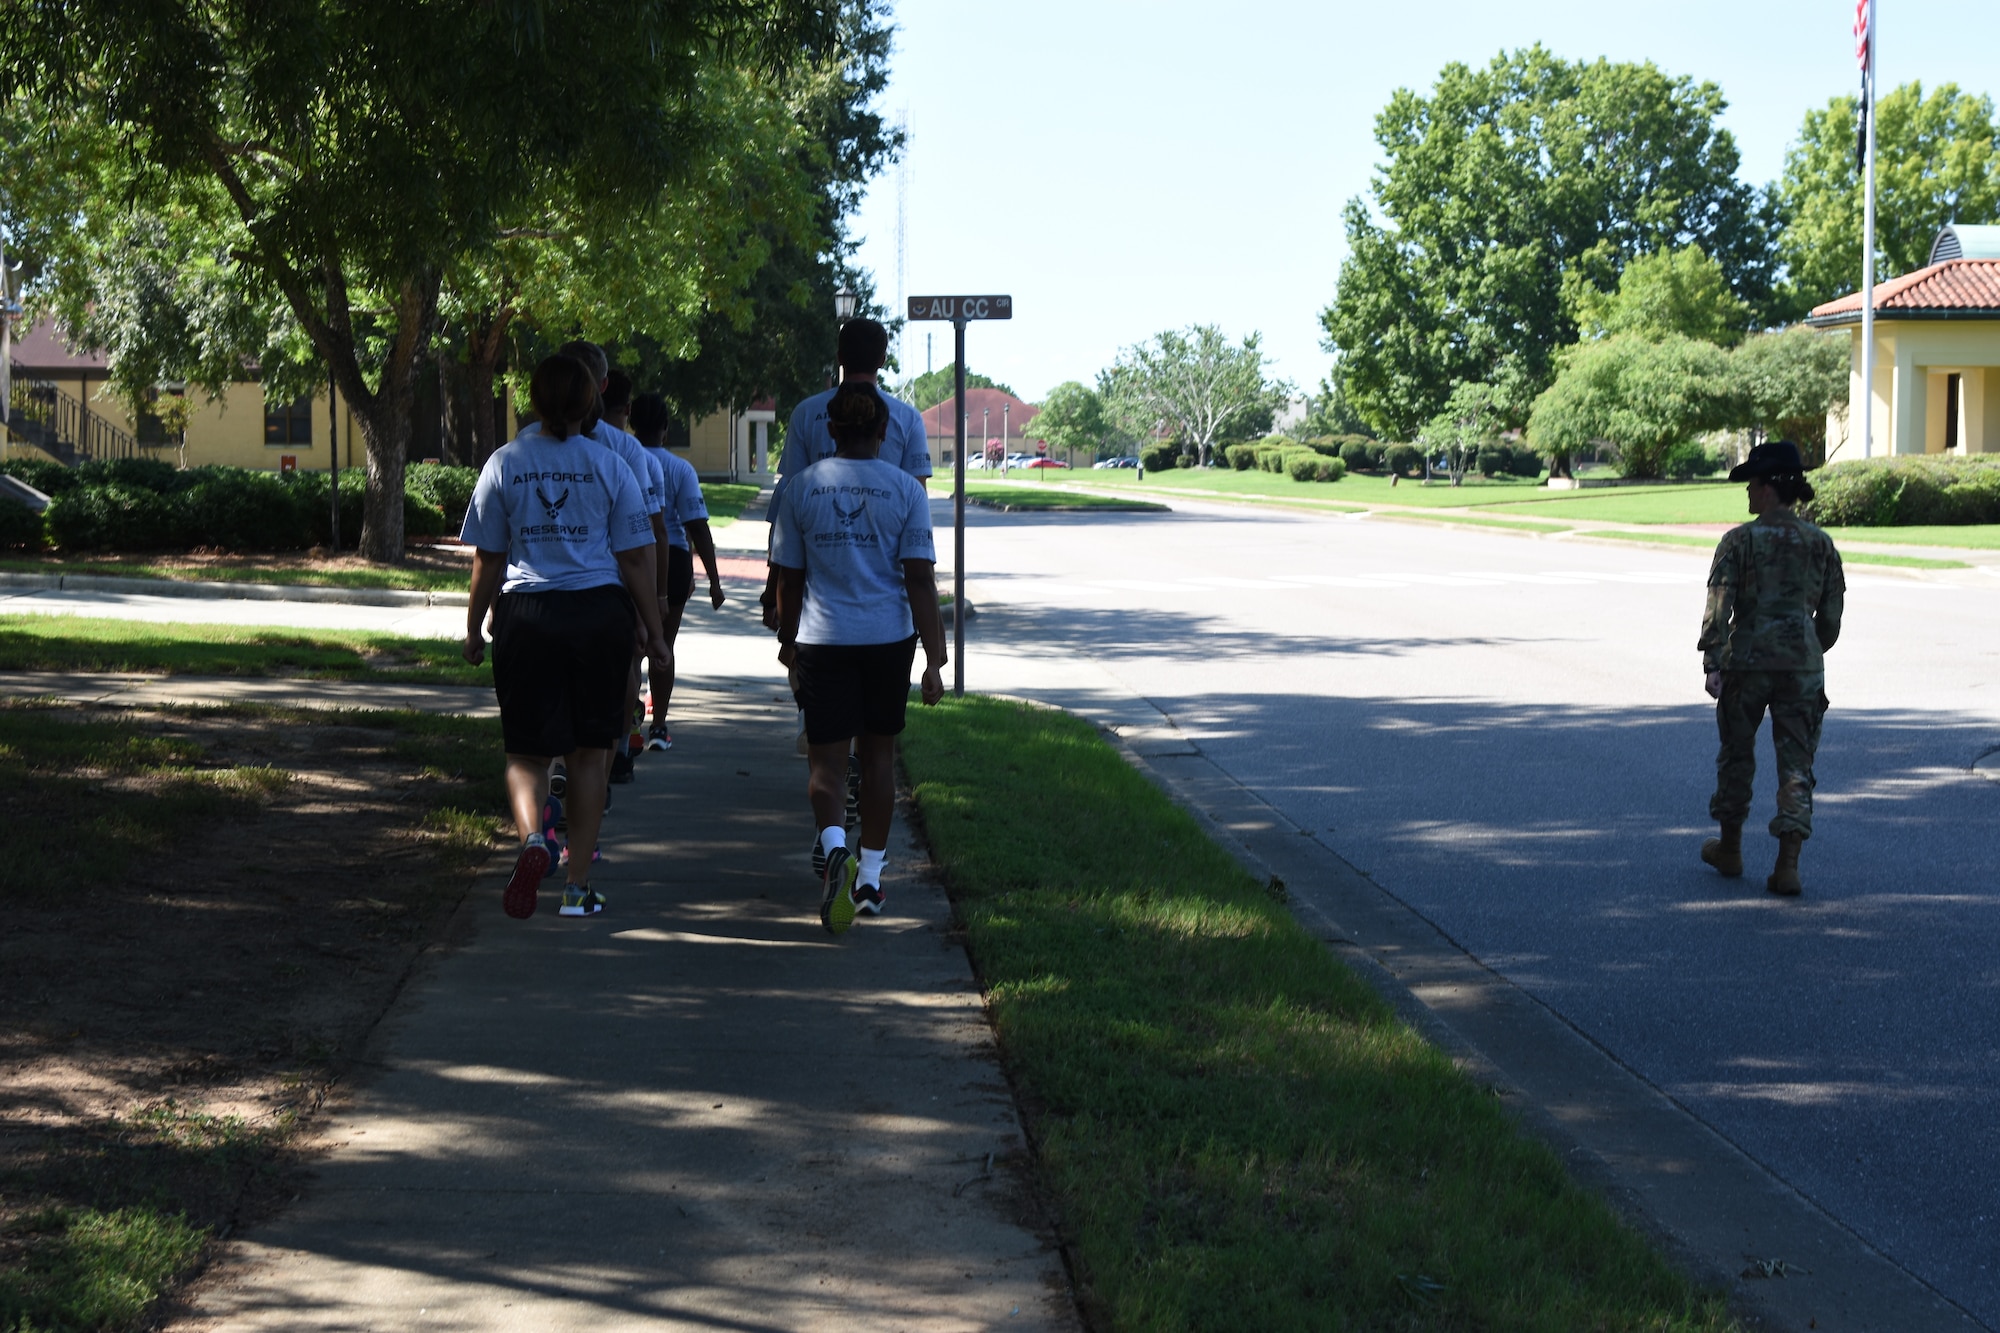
[947,499,2000,1327]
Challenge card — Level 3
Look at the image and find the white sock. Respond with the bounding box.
[857,847,886,888]
[819,825,846,854]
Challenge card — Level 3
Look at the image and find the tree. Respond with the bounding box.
[1417,381,1503,486]
[1773,82,2000,314]
[1103,326,1286,468]
[1028,382,1108,465]
[895,364,1015,411]
[1527,334,1740,478]
[1303,367,1376,439]
[1730,326,1849,465]
[0,0,838,561]
[1321,47,1774,441]
[1572,245,1752,345]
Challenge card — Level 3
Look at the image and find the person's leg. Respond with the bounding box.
[562,747,614,885]
[651,601,685,726]
[505,755,553,842]
[808,740,852,833]
[1766,673,1824,842]
[850,636,918,913]
[1708,672,1766,830]
[854,732,896,852]
[492,591,567,919]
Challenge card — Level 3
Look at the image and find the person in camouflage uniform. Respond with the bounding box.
[1697,440,1845,896]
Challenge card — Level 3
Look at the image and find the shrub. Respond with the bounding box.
[1385,442,1423,477]
[1806,456,2000,527]
[1662,441,1725,480]
[0,499,45,549]
[1225,442,1260,470]
[1507,445,1544,478]
[406,462,480,526]
[180,470,316,549]
[0,456,79,495]
[77,456,182,492]
[1338,440,1374,473]
[1138,441,1178,473]
[45,484,182,550]
[1300,437,1345,459]
[1284,449,1346,482]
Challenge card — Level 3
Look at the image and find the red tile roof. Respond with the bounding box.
[918,387,1039,440]
[1807,258,2000,324]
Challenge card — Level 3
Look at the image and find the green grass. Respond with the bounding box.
[0,616,490,685]
[1820,523,2000,550]
[0,556,467,592]
[901,696,1734,1331]
[1050,466,1507,508]
[965,482,1168,512]
[700,482,761,528]
[1581,529,1973,568]
[1453,485,1747,525]
[1374,510,1573,534]
[1,1205,206,1332]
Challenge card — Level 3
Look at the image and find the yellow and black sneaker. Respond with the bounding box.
[819,847,858,935]
[559,885,607,918]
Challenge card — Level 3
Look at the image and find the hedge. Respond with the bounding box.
[1385,443,1423,477]
[1138,441,1178,472]
[1805,455,2000,527]
[23,463,452,552]
[1284,450,1346,483]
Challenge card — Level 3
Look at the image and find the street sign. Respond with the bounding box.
[907,295,1012,322]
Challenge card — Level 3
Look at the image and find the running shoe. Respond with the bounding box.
[820,846,858,935]
[504,838,551,919]
[548,762,568,799]
[558,884,607,917]
[542,837,565,878]
[853,883,886,916]
[645,722,673,752]
[626,729,646,755]
[609,750,635,784]
[811,833,830,879]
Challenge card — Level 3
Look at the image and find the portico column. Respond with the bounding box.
[1892,340,1924,456]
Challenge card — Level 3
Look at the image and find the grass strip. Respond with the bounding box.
[901,696,1733,1330]
[0,556,468,593]
[1818,523,2000,550]
[966,484,1168,513]
[699,482,761,528]
[1582,530,1971,568]
[0,616,491,685]
[1372,510,1573,534]
[1,1204,206,1331]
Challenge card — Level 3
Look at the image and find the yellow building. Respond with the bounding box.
[1808,223,2000,459]
[3,320,776,481]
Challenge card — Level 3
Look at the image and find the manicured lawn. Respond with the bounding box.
[1581,529,1972,568]
[1821,523,2000,550]
[964,481,1167,512]
[699,482,761,527]
[0,552,469,592]
[1374,510,1573,534]
[0,616,490,685]
[1055,466,1538,508]
[1460,484,1748,524]
[901,695,1734,1331]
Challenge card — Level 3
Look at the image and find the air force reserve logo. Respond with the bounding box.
[537,486,569,522]
[833,499,865,529]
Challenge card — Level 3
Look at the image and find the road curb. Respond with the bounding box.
[0,570,469,608]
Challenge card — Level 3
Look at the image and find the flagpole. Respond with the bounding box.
[1859,0,1878,459]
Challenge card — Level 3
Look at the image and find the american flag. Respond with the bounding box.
[1854,0,1871,171]
[1853,0,1870,68]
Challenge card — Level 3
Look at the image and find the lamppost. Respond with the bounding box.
[833,288,858,393]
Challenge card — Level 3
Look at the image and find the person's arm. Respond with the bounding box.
[1815,547,1845,654]
[1698,536,1738,696]
[463,548,508,664]
[616,544,671,663]
[775,564,806,665]
[686,519,725,608]
[904,558,947,706]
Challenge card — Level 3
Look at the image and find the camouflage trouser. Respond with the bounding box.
[1709,671,1829,839]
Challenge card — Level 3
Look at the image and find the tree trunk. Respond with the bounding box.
[462,311,513,466]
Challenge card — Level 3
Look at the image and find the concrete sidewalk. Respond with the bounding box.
[168,678,1077,1331]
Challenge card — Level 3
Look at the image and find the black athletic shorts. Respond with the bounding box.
[665,544,695,607]
[491,584,637,756]
[794,635,919,745]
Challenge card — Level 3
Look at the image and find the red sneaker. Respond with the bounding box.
[504,840,551,919]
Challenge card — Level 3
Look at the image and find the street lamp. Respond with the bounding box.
[834,288,859,321]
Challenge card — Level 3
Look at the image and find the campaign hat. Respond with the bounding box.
[1728,439,1808,482]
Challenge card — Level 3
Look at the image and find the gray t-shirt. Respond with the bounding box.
[774,387,931,508]
[592,420,665,515]
[645,446,708,551]
[770,456,935,646]
[461,426,654,594]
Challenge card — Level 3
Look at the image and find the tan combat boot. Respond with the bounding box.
[1766,834,1803,897]
[1700,822,1743,878]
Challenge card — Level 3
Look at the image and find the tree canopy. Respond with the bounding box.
[895,364,1016,411]
[1572,245,1752,346]
[1320,46,1774,441]
[1527,334,1740,478]
[1027,382,1109,461]
[1773,81,2000,313]
[1101,326,1287,468]
[0,0,850,560]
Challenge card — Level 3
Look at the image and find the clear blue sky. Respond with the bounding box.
[850,0,2000,402]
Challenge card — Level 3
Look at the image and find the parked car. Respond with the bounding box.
[1026,457,1069,469]
[1098,456,1139,469]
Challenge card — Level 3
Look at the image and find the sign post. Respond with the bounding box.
[906,295,1011,697]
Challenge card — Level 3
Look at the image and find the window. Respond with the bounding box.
[264,394,314,445]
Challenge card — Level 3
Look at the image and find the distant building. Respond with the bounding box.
[1807,223,2000,459]
[916,387,1038,464]
[2,318,775,481]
